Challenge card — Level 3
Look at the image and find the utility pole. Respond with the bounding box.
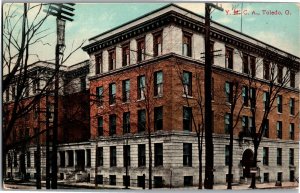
[36,102,41,189]
[45,91,51,189]
[44,3,75,189]
[204,3,223,189]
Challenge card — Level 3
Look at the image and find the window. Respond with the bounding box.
[154,176,163,188]
[96,147,103,166]
[25,81,29,97]
[109,114,116,136]
[123,175,130,187]
[59,151,65,167]
[277,65,283,84]
[154,143,163,166]
[96,175,103,184]
[122,44,130,66]
[122,79,130,102]
[137,38,145,62]
[138,109,146,132]
[290,71,295,88]
[225,47,233,69]
[26,151,31,167]
[263,119,269,138]
[183,143,192,167]
[95,54,102,74]
[210,41,214,64]
[5,89,9,102]
[277,148,282,165]
[242,53,249,74]
[225,82,233,103]
[108,49,116,71]
[224,113,230,134]
[123,145,130,167]
[289,123,294,140]
[182,33,192,57]
[250,56,256,77]
[86,149,91,167]
[242,86,249,106]
[276,121,282,139]
[67,150,74,166]
[184,176,193,187]
[80,77,86,91]
[263,91,269,110]
[96,87,103,105]
[183,107,192,131]
[109,175,116,185]
[138,144,146,167]
[98,117,103,136]
[225,145,230,166]
[109,83,116,105]
[154,106,163,131]
[123,112,130,134]
[153,33,162,56]
[249,87,256,107]
[264,173,269,183]
[137,75,145,100]
[290,171,295,182]
[12,85,16,98]
[33,151,37,167]
[263,60,270,80]
[33,79,40,94]
[277,95,282,113]
[263,147,269,165]
[290,98,295,115]
[242,116,252,136]
[277,172,282,182]
[289,148,294,165]
[154,71,163,96]
[14,152,18,167]
[110,146,117,167]
[183,71,192,96]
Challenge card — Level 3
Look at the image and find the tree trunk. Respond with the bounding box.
[148,133,152,189]
[250,145,258,189]
[197,124,203,189]
[227,114,234,189]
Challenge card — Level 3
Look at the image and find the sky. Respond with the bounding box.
[2,2,300,66]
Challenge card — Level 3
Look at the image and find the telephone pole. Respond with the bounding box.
[44,3,75,189]
[204,3,223,189]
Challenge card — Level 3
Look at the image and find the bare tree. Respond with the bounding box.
[236,47,299,189]
[174,59,205,189]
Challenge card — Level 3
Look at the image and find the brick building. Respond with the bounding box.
[4,4,299,188]
[82,4,299,187]
[4,60,90,180]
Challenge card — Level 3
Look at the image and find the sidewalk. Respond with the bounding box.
[3,179,299,190]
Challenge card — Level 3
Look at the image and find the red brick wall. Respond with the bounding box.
[90,56,299,141]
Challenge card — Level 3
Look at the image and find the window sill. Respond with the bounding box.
[122,101,130,105]
[154,95,163,99]
[109,104,116,107]
[137,98,145,102]
[277,112,282,115]
[182,94,193,99]
[290,114,295,117]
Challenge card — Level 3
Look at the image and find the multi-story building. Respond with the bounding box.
[82,4,299,187]
[3,60,90,180]
[4,4,299,188]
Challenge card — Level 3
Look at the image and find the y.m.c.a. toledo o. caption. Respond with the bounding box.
[225,9,292,16]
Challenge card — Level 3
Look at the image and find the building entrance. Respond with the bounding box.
[241,149,253,178]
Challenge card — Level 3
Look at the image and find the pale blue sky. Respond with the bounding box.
[3,3,300,66]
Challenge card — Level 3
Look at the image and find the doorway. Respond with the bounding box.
[241,149,254,178]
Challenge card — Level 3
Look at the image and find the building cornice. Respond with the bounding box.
[82,5,300,69]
